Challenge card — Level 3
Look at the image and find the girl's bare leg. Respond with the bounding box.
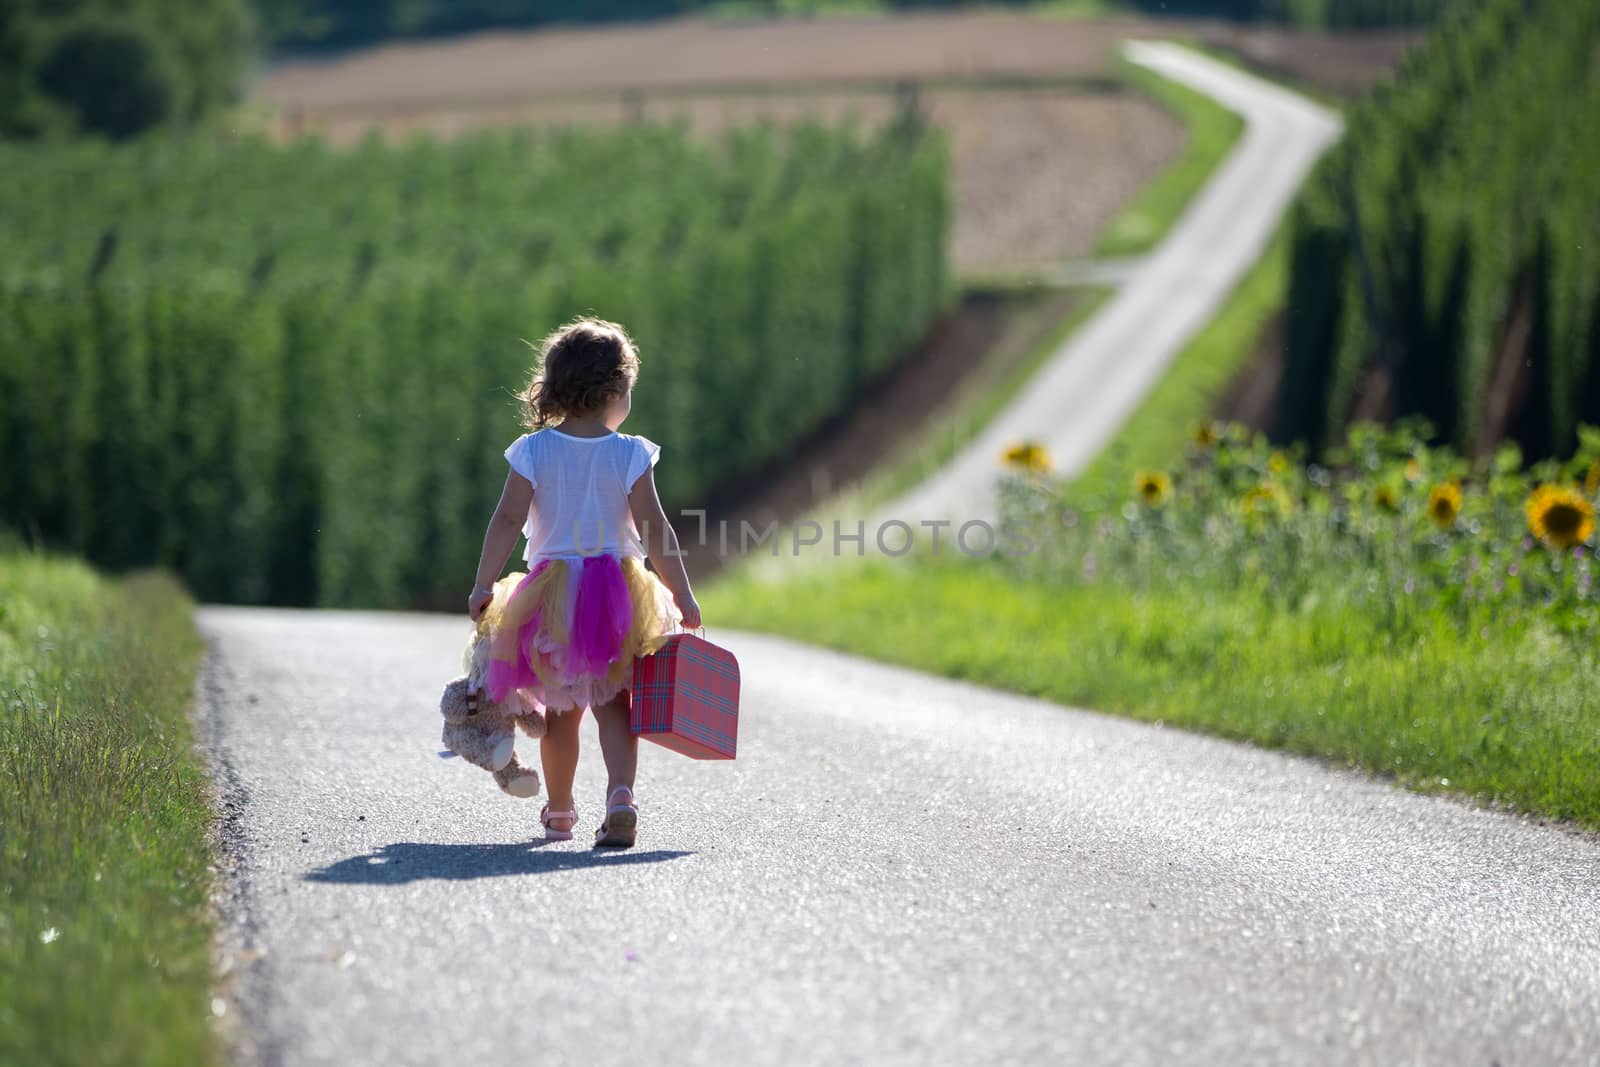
[540,707,582,832]
[593,694,637,801]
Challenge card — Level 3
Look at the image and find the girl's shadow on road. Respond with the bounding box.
[305,841,694,885]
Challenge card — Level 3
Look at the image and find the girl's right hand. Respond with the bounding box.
[468,586,494,623]
[675,592,702,631]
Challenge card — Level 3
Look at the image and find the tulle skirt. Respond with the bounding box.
[479,554,679,712]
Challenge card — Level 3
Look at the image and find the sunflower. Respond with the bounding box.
[1241,483,1291,521]
[1372,483,1400,513]
[1426,481,1462,530]
[1133,470,1172,507]
[1001,441,1052,475]
[1268,451,1290,475]
[1192,423,1218,449]
[1527,485,1595,549]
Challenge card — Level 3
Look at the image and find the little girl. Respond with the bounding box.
[468,317,700,848]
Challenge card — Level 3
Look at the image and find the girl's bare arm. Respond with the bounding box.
[469,471,533,619]
[628,469,700,627]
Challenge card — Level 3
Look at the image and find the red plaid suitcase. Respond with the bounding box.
[629,633,739,759]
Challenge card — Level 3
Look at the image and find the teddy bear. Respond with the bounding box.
[439,611,546,798]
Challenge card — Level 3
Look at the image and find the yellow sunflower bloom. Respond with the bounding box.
[1133,470,1172,507]
[1372,484,1399,513]
[1268,451,1289,475]
[1426,481,1462,530]
[1001,441,1052,475]
[1527,485,1595,550]
[1241,483,1292,521]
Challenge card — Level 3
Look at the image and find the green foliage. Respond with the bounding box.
[705,418,1600,826]
[30,15,182,139]
[1278,0,1600,461]
[707,548,1600,827]
[1008,419,1600,630]
[0,121,949,608]
[0,0,250,139]
[0,552,215,1066]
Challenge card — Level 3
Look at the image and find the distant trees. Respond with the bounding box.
[254,0,1452,52]
[0,0,251,139]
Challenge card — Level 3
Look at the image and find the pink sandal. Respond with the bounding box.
[594,785,638,849]
[540,804,577,841]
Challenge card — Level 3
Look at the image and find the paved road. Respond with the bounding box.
[200,611,1600,1065]
[882,42,1343,526]
[201,40,1600,1067]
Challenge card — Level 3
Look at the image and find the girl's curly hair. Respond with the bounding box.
[519,317,640,429]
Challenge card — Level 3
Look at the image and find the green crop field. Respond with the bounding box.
[0,120,947,609]
[1277,0,1600,460]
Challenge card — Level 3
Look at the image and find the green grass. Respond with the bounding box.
[1093,55,1246,259]
[1074,221,1289,494]
[706,556,1600,828]
[0,550,216,1067]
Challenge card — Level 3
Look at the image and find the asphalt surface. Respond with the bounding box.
[882,41,1343,526]
[200,611,1600,1066]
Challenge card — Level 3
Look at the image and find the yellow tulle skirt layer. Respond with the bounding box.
[479,554,678,712]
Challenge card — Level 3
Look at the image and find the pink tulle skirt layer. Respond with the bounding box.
[480,555,678,712]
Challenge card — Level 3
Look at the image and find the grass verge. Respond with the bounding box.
[1093,54,1245,259]
[705,555,1600,830]
[0,549,215,1066]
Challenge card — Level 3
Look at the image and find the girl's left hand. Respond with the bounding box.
[468,587,494,622]
[675,592,702,631]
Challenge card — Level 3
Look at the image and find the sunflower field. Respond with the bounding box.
[1003,420,1600,635]
[707,419,1600,825]
[0,120,947,608]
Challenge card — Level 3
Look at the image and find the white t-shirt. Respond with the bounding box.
[503,429,661,563]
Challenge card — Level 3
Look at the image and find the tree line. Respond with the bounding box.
[0,0,1458,142]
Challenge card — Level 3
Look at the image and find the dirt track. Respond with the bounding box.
[257,14,1143,112]
[256,13,1413,112]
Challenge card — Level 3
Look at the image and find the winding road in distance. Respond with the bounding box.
[200,42,1600,1067]
[883,40,1341,525]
